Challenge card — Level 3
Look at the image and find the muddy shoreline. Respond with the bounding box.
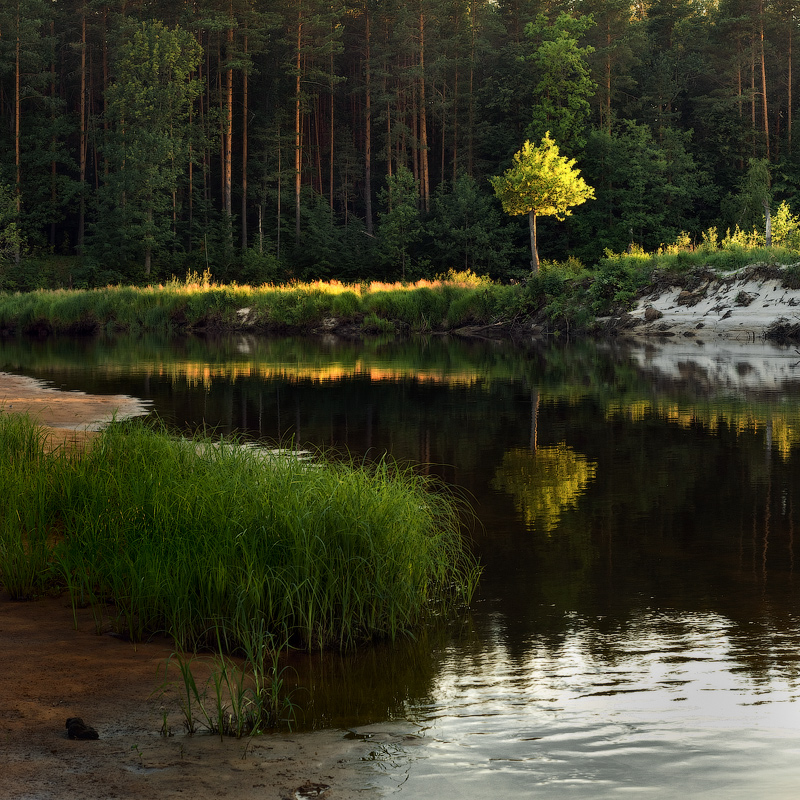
[0,591,383,800]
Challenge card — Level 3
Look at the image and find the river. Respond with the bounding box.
[3,332,800,797]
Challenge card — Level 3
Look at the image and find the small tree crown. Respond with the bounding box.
[489,133,594,221]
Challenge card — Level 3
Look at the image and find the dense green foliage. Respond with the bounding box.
[490,134,594,271]
[2,0,800,283]
[0,415,480,651]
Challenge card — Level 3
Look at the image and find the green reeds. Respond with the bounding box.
[0,415,58,599]
[0,275,516,335]
[159,627,298,737]
[0,415,480,654]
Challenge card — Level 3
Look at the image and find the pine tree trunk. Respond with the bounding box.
[295,10,303,243]
[751,42,757,156]
[225,28,234,218]
[605,24,612,134]
[14,4,21,265]
[102,7,109,177]
[419,9,430,212]
[78,9,87,254]
[242,36,248,250]
[329,40,335,211]
[50,19,57,249]
[314,95,323,194]
[441,79,447,183]
[789,21,793,153]
[277,120,282,260]
[452,69,458,180]
[412,80,419,183]
[760,0,770,160]
[468,0,475,176]
[364,9,373,235]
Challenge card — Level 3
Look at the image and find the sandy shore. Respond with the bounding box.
[0,372,382,800]
[620,265,800,340]
[0,371,154,453]
[0,591,385,800]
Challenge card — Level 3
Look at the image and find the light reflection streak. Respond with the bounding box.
[391,610,800,798]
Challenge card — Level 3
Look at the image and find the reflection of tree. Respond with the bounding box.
[493,443,597,532]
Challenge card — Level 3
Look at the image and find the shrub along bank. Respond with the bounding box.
[0,270,519,336]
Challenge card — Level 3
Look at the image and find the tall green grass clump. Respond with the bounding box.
[0,417,480,654]
[0,415,58,600]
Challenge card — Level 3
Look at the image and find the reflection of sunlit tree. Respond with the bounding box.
[493,443,596,532]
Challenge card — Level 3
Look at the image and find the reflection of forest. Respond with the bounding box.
[4,333,800,682]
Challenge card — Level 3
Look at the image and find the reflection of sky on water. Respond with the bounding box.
[381,611,800,798]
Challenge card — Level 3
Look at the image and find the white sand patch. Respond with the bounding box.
[621,267,800,340]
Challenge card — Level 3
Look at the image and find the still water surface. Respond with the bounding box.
[4,333,800,797]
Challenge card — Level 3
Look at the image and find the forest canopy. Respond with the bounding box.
[0,0,795,286]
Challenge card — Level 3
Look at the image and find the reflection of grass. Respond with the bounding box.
[0,415,480,654]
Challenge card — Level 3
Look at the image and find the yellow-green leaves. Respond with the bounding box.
[489,133,594,220]
[490,133,594,271]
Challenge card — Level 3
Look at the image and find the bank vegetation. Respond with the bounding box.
[3,225,800,339]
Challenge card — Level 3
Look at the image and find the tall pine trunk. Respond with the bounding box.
[78,9,87,253]
[225,27,234,221]
[789,21,793,152]
[14,2,21,264]
[364,9,373,235]
[418,8,430,211]
[295,9,303,243]
[760,0,770,160]
[242,36,249,250]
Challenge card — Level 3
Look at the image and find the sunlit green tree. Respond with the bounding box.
[489,133,594,272]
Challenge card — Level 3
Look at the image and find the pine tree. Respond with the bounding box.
[94,20,202,275]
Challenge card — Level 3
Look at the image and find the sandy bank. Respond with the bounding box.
[614,265,800,341]
[0,371,153,453]
[0,592,384,800]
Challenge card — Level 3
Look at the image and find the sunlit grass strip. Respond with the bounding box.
[0,271,517,334]
[0,415,480,651]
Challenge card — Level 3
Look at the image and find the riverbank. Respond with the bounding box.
[598,264,800,342]
[0,376,383,799]
[0,272,517,338]
[0,375,473,799]
[3,260,800,345]
[1,590,382,800]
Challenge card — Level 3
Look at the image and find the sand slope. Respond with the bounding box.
[617,265,800,340]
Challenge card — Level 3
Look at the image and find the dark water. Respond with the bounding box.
[4,333,800,797]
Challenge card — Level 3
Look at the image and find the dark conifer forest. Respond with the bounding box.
[0,0,796,284]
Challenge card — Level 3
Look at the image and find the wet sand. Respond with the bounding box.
[0,591,381,800]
